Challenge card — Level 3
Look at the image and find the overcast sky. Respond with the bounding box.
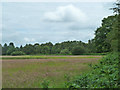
[2,2,114,46]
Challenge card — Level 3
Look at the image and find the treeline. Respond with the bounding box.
[0,41,94,55]
[1,11,119,56]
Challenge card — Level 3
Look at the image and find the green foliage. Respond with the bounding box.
[60,49,71,55]
[41,79,50,88]
[2,43,8,55]
[81,53,106,55]
[66,53,119,88]
[41,46,51,54]
[87,39,96,53]
[72,46,87,55]
[94,1,120,53]
[2,41,92,55]
[0,44,2,55]
[23,44,35,55]
[11,51,25,56]
[9,42,15,48]
[64,74,72,87]
[94,15,117,53]
[6,47,16,55]
[107,15,120,52]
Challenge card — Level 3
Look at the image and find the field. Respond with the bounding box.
[2,55,102,88]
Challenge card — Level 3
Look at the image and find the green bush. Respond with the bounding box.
[60,49,71,55]
[72,46,86,55]
[11,51,25,56]
[66,53,120,88]
[41,79,50,88]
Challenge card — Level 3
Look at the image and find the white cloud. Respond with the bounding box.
[44,4,87,22]
[24,37,35,42]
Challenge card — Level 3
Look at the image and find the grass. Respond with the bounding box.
[2,55,101,88]
[2,55,102,60]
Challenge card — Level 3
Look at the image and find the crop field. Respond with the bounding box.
[2,55,102,88]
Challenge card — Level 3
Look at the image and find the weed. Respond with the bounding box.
[41,79,50,88]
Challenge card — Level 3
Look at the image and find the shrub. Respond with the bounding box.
[11,51,25,56]
[66,53,120,88]
[41,79,50,88]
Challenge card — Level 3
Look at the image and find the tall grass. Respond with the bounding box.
[2,57,99,88]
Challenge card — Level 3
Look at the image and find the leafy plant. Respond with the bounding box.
[64,74,72,88]
[66,53,120,88]
[41,79,50,88]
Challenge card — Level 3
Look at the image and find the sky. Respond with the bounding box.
[2,2,114,46]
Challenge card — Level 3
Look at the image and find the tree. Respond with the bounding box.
[20,45,23,49]
[9,42,15,48]
[7,47,16,55]
[23,44,35,55]
[51,43,61,54]
[35,45,42,54]
[41,46,50,54]
[2,40,93,55]
[60,49,71,55]
[94,15,117,53]
[87,39,96,53]
[107,1,120,52]
[0,44,2,55]
[2,43,8,55]
[34,43,39,47]
[5,42,16,55]
[72,46,86,55]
